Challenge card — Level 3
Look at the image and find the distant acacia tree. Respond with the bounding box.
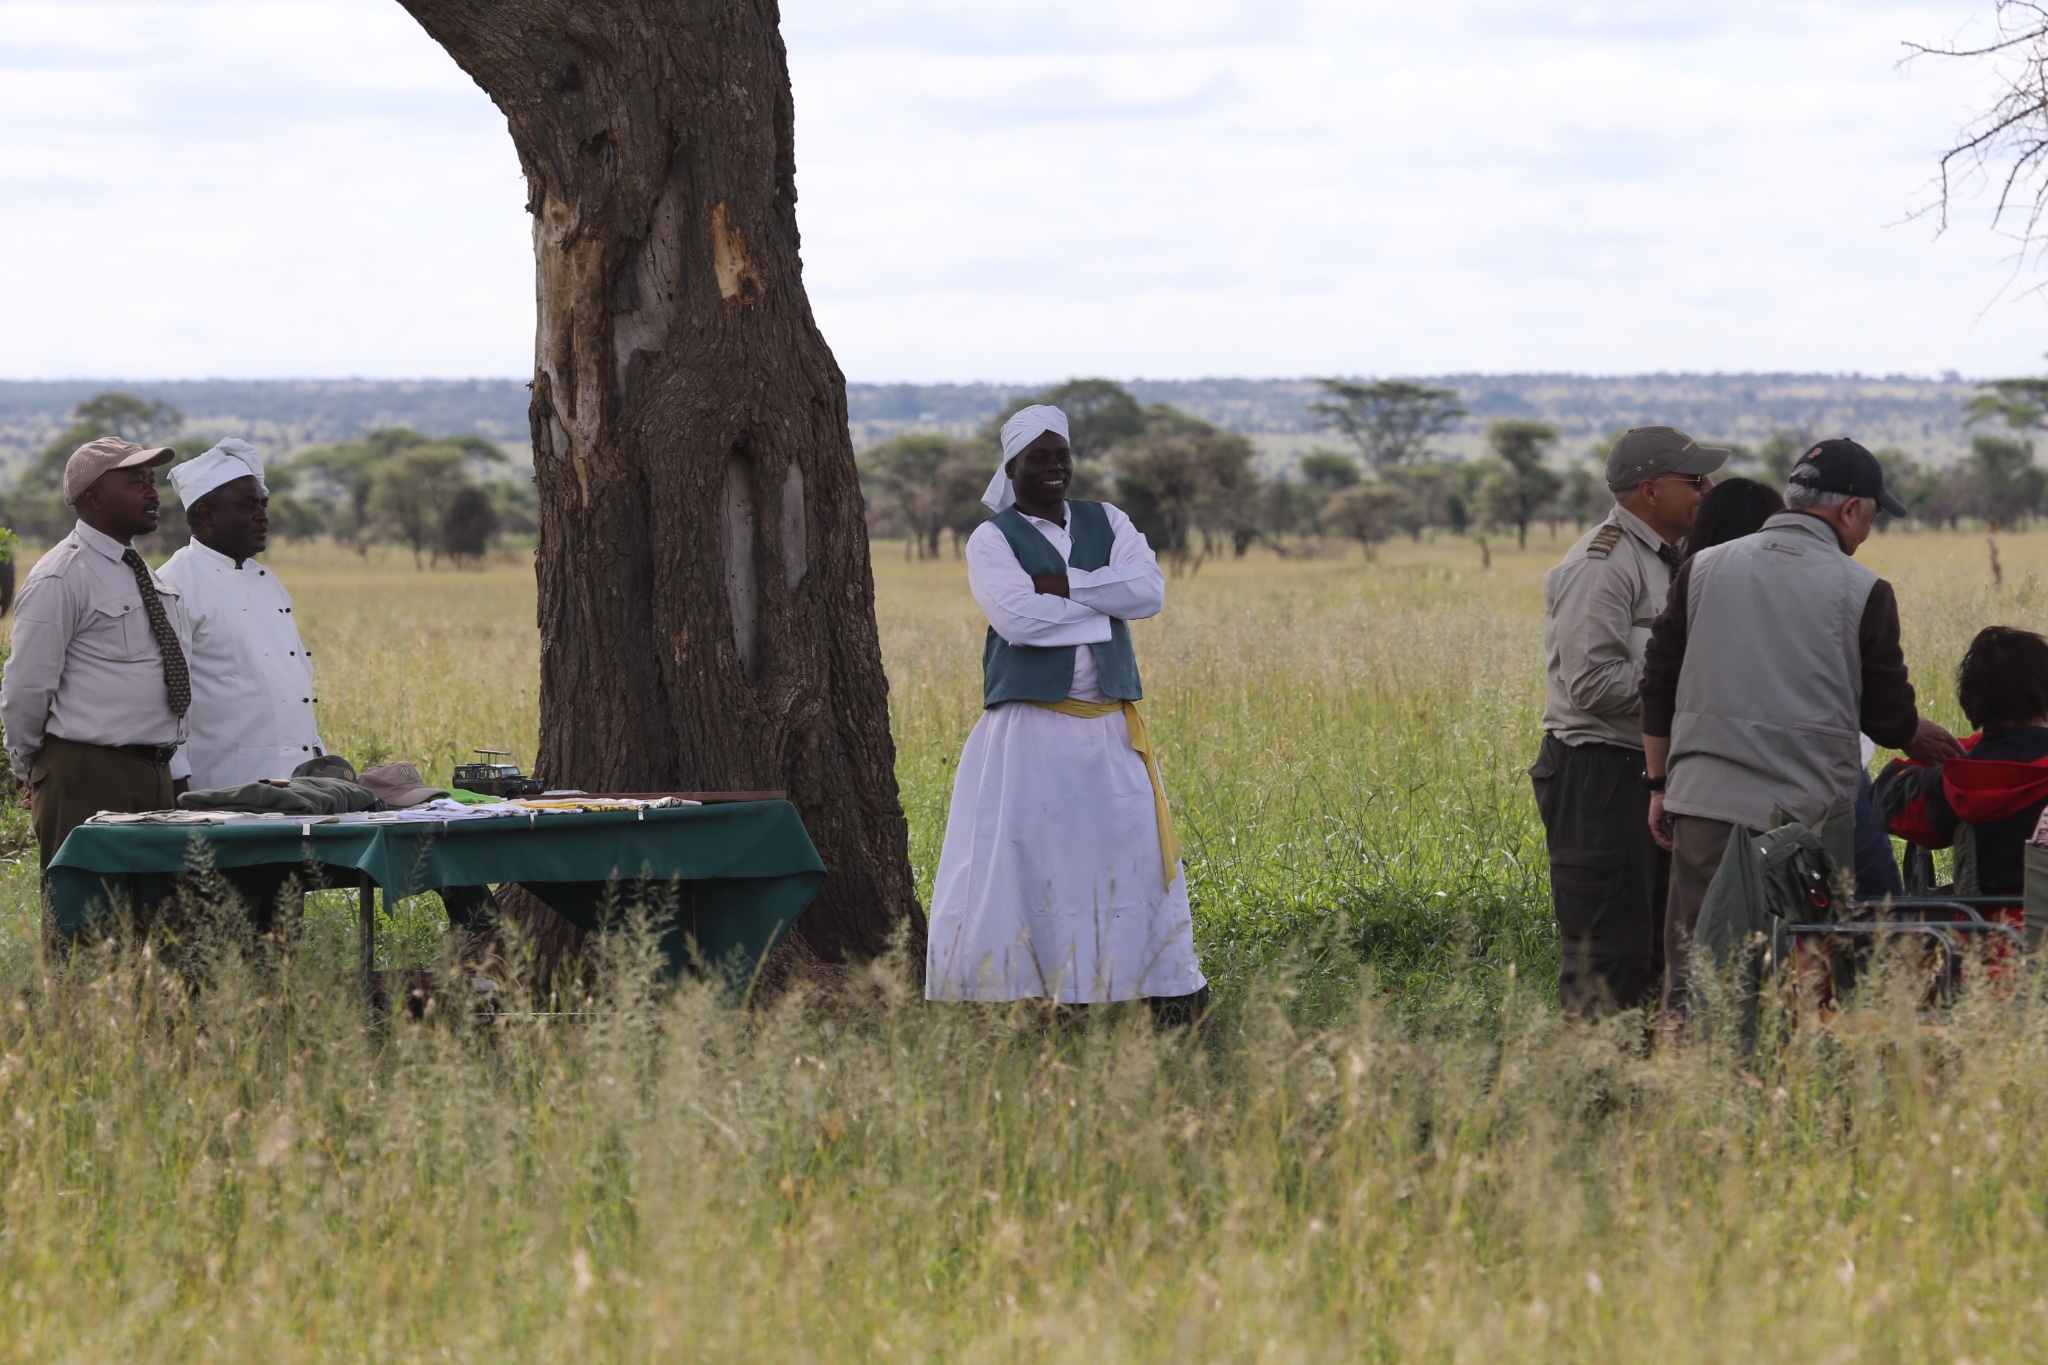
[1555,460,1603,531]
[1967,432,2045,522]
[1318,483,1404,553]
[1309,379,1467,470]
[291,428,509,549]
[1965,376,2048,430]
[1480,419,1563,550]
[439,484,500,563]
[1297,449,1362,490]
[1111,410,1258,569]
[369,446,471,567]
[860,433,994,559]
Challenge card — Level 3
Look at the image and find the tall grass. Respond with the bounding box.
[0,526,2038,1355]
[1,924,2045,1357]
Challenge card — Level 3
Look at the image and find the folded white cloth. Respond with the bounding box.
[88,809,247,826]
[366,798,522,822]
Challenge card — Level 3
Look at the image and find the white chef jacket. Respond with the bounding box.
[156,540,323,788]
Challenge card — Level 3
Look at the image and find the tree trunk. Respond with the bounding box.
[397,0,921,961]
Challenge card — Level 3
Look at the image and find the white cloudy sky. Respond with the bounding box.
[0,0,2042,380]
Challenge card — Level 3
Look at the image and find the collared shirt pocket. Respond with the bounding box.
[87,594,159,661]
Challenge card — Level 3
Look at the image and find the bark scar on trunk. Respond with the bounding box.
[780,462,807,590]
[711,201,763,304]
[724,451,760,681]
[535,189,610,505]
[612,177,686,397]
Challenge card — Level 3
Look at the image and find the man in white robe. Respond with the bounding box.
[159,439,325,789]
[926,405,1208,1018]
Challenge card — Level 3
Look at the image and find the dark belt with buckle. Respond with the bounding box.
[113,743,180,766]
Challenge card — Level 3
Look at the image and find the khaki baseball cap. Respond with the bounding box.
[359,761,448,809]
[64,437,175,505]
[1604,426,1730,492]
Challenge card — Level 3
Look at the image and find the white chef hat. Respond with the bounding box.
[168,437,268,507]
[981,404,1072,512]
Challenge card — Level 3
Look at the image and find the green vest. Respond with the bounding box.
[982,501,1143,707]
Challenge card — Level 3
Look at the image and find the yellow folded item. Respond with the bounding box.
[1026,697,1181,888]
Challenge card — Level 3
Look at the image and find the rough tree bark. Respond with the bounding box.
[396,0,921,960]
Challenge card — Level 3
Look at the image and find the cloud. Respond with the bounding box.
[0,0,2037,380]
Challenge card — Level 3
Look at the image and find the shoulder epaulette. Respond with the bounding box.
[1584,525,1624,560]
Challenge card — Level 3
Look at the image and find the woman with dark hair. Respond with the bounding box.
[1682,477,1784,561]
[1875,626,2048,895]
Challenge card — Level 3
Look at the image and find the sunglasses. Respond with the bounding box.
[1659,473,1707,490]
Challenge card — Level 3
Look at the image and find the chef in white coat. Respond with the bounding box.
[159,440,324,789]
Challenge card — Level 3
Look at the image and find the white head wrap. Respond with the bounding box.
[981,404,1072,512]
[168,437,267,507]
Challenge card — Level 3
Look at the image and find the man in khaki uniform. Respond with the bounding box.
[1532,426,1725,1015]
[1,438,192,872]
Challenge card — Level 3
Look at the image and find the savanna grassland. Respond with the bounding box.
[0,527,2044,1359]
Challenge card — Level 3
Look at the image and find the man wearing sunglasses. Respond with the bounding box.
[1533,426,1725,1017]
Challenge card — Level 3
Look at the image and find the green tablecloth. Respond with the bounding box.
[46,802,826,979]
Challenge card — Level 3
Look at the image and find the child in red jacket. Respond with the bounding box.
[1873,626,2048,895]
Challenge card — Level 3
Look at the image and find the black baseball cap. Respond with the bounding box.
[1788,438,1907,517]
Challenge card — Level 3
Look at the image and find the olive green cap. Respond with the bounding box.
[1605,426,1730,493]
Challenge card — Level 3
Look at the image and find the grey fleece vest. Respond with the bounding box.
[1666,512,1879,830]
[982,501,1142,707]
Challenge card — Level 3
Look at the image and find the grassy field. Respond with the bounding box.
[0,526,2045,1356]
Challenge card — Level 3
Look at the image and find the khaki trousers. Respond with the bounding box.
[1659,815,1737,1018]
[30,736,174,870]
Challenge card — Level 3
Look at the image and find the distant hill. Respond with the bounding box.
[0,372,1995,480]
[0,379,535,479]
[844,374,1991,469]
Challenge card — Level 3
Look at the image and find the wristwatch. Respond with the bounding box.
[1641,772,1667,792]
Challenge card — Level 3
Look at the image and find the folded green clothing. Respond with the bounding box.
[443,787,505,806]
[177,776,383,815]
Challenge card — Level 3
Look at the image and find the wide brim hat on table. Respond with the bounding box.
[359,761,448,808]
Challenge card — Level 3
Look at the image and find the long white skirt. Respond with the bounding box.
[926,702,1207,1003]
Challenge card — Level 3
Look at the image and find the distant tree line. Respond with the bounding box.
[859,377,1607,566]
[863,373,2048,562]
[2,392,536,565]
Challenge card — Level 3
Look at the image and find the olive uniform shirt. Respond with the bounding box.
[1540,503,1678,752]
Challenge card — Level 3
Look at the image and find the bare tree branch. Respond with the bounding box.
[1910,1,2048,249]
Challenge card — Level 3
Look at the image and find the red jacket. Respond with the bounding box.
[1872,727,2048,894]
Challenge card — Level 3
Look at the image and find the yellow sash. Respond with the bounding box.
[1026,698,1181,888]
